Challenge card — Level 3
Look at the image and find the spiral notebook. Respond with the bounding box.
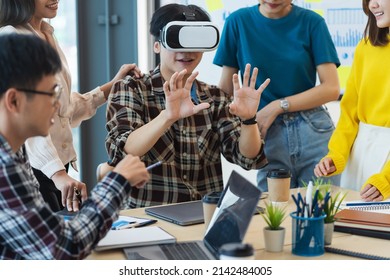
[325,246,390,260]
[340,199,390,213]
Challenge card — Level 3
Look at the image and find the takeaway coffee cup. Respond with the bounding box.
[202,191,221,230]
[267,169,291,204]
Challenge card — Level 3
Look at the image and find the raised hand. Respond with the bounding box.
[228,64,270,120]
[163,69,210,122]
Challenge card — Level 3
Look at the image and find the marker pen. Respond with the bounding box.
[146,161,162,171]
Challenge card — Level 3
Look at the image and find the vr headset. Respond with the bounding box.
[160,21,220,52]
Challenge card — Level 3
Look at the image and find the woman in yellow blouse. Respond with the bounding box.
[314,0,390,201]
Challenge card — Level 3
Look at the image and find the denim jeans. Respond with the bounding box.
[257,106,341,191]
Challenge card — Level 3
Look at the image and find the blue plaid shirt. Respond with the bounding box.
[0,135,130,259]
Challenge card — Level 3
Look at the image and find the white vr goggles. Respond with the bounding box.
[160,21,220,52]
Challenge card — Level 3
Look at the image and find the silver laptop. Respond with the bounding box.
[145,200,204,226]
[124,170,262,260]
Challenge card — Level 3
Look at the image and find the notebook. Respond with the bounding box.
[334,225,390,240]
[145,200,204,226]
[124,170,262,260]
[95,226,176,251]
[325,246,390,260]
[334,209,390,232]
[340,199,390,213]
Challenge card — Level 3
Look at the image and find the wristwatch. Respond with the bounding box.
[280,98,290,113]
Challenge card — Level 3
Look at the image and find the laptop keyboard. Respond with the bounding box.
[160,242,211,260]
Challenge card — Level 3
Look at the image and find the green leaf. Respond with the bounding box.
[301,178,348,223]
[261,202,287,230]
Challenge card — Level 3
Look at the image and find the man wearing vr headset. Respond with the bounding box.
[105,4,270,208]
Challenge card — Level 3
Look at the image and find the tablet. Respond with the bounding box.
[145,200,204,226]
[145,200,264,226]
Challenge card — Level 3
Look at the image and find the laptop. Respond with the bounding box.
[145,200,204,226]
[124,170,262,260]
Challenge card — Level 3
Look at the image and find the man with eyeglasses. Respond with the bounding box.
[0,33,149,259]
[16,84,63,104]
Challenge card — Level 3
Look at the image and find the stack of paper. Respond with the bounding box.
[334,209,390,239]
[335,209,390,231]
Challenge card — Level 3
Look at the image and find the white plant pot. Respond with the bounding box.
[263,227,285,253]
[324,222,334,245]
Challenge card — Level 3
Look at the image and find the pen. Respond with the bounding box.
[291,194,301,214]
[323,191,330,208]
[305,181,313,217]
[146,161,162,171]
[74,187,82,204]
[116,219,157,230]
[312,189,319,216]
[297,192,305,216]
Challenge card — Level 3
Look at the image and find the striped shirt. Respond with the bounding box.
[0,135,130,259]
[105,65,267,208]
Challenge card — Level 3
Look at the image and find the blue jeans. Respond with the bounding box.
[257,106,340,191]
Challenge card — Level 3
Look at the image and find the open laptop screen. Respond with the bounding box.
[203,170,261,256]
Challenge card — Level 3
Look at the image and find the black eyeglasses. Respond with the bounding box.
[17,84,63,101]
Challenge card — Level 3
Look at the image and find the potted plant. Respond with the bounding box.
[261,202,287,252]
[319,187,347,245]
[303,178,347,245]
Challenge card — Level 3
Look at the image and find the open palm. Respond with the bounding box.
[163,70,210,121]
[229,64,270,120]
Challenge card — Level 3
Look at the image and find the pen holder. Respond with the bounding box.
[290,212,326,257]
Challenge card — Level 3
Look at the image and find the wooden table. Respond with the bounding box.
[87,187,390,260]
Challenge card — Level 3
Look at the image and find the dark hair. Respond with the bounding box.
[150,4,211,40]
[0,0,35,27]
[0,33,62,97]
[362,0,389,46]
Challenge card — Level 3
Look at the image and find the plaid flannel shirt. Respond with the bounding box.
[105,65,267,208]
[0,135,130,259]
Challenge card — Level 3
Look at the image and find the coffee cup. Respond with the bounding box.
[202,191,221,230]
[267,169,291,204]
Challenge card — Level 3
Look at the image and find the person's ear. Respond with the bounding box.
[4,89,22,112]
[153,41,161,54]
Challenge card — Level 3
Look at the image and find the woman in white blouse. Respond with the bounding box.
[0,0,141,212]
